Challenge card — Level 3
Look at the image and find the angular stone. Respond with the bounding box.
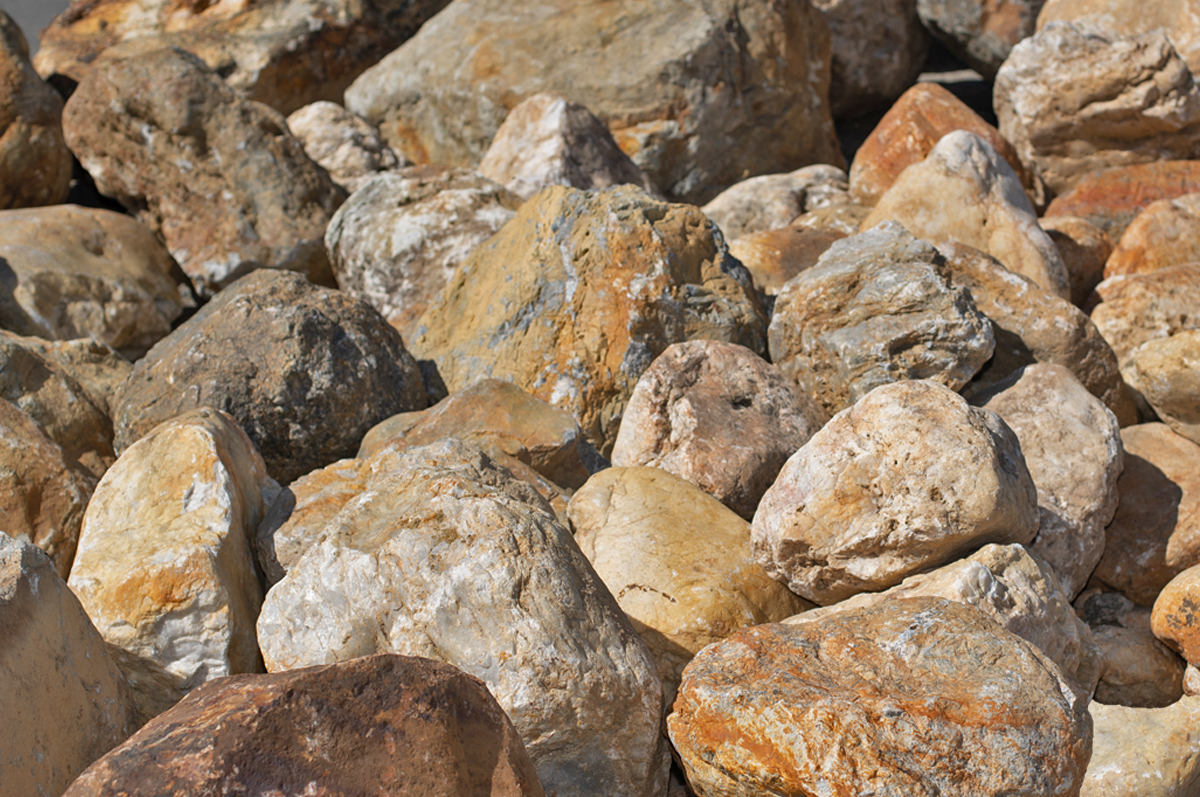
[1082,698,1200,796]
[702,164,851,241]
[862,130,1069,298]
[62,655,545,797]
[409,186,766,457]
[1105,193,1200,279]
[286,101,405,195]
[1043,161,1200,241]
[1040,215,1114,307]
[727,226,845,297]
[917,0,1044,78]
[1091,265,1200,366]
[668,597,1092,797]
[0,536,135,797]
[114,270,426,485]
[324,167,521,343]
[611,341,825,520]
[344,0,843,204]
[68,408,276,722]
[477,93,657,200]
[0,205,187,359]
[767,221,993,418]
[995,24,1200,200]
[1075,590,1185,708]
[1038,0,1200,76]
[257,440,668,797]
[752,380,1038,605]
[62,47,345,297]
[1126,331,1200,445]
[568,466,811,705]
[1152,565,1200,664]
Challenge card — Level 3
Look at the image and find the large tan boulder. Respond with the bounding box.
[1105,193,1200,279]
[1075,590,1185,708]
[285,101,405,195]
[344,0,843,204]
[1043,161,1200,240]
[1038,0,1200,76]
[1091,265,1200,367]
[1126,331,1200,445]
[1082,698,1200,796]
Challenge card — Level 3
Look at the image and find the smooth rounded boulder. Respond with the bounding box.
[1152,565,1200,665]
[1126,331,1200,446]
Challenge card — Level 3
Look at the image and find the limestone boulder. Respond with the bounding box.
[1040,215,1114,306]
[324,167,521,343]
[862,130,1069,298]
[257,440,669,797]
[286,101,405,195]
[611,341,825,520]
[1038,0,1200,76]
[727,226,845,297]
[752,380,1038,605]
[1126,331,1200,445]
[767,221,993,418]
[917,0,1045,78]
[113,270,426,485]
[1152,565,1200,664]
[344,0,843,204]
[0,536,135,797]
[1091,265,1200,366]
[701,165,850,241]
[669,597,1092,797]
[62,47,345,297]
[409,186,766,457]
[1106,193,1200,279]
[1082,698,1200,796]
[1043,161,1200,240]
[995,23,1200,200]
[62,655,545,797]
[1076,590,1185,708]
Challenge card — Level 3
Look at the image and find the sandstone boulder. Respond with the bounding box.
[62,47,344,297]
[1082,698,1200,796]
[1152,564,1200,664]
[1038,0,1200,76]
[286,101,405,195]
[752,380,1038,605]
[917,0,1044,78]
[1126,331,1200,445]
[1040,215,1114,306]
[727,226,845,297]
[1043,161,1200,240]
[1076,590,1186,707]
[1091,265,1200,366]
[344,0,843,204]
[1105,193,1200,279]
[767,221,993,418]
[701,164,850,241]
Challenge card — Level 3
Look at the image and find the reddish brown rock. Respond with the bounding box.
[1090,265,1200,366]
[62,654,545,797]
[1043,161,1200,241]
[1105,193,1200,279]
[1152,565,1200,665]
[727,226,844,297]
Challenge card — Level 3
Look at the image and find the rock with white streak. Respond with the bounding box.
[286,101,405,195]
[1082,698,1200,796]
[701,165,851,241]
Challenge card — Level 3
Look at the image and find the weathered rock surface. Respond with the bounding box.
[701,165,850,241]
[114,269,426,485]
[792,202,872,235]
[669,597,1092,797]
[727,226,845,297]
[62,655,546,797]
[752,380,1038,605]
[917,0,1045,79]
[611,341,824,520]
[477,93,657,200]
[995,23,1200,200]
[1091,424,1200,606]
[35,0,452,116]
[0,11,71,210]
[1091,265,1200,366]
[1076,590,1186,707]
[62,47,344,297]
[1041,215,1114,306]
[1105,193,1200,279]
[286,101,405,195]
[1126,331,1200,445]
[862,130,1070,298]
[345,0,843,204]
[0,535,135,797]
[568,466,811,705]
[1083,698,1200,796]
[0,205,187,359]
[1043,161,1200,240]
[1152,565,1200,664]
[324,167,521,342]
[257,440,669,797]
[10,335,132,418]
[768,221,993,418]
[409,186,766,457]
[978,365,1123,599]
[68,409,276,722]
[1038,0,1200,76]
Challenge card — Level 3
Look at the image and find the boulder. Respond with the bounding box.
[113,269,426,485]
[917,0,1045,78]
[1037,0,1200,76]
[1091,265,1200,366]
[286,101,405,195]
[995,24,1200,200]
[752,380,1038,605]
[767,221,993,418]
[1152,564,1200,664]
[477,93,657,200]
[344,0,843,204]
[1076,590,1186,707]
[257,440,669,797]
[0,535,135,797]
[409,186,766,457]
[862,130,1070,298]
[610,340,825,520]
[668,597,1092,797]
[62,47,345,297]
[701,164,850,241]
[1105,193,1200,279]
[792,202,872,235]
[324,167,521,343]
[1043,161,1200,240]
[568,466,812,705]
[34,0,452,116]
[727,226,845,297]
[1126,331,1200,445]
[1040,215,1114,307]
[0,205,187,359]
[62,655,545,797]
[1090,424,1200,606]
[68,409,276,722]
[13,336,133,419]
[1082,698,1200,796]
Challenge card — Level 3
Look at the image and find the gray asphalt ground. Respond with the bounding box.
[1,0,71,53]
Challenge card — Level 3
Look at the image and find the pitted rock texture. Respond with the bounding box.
[409,185,766,457]
[668,597,1093,797]
[701,164,850,241]
[62,47,345,297]
[1040,215,1113,306]
[114,269,426,485]
[1076,590,1186,707]
[1126,331,1200,445]
[68,409,277,722]
[610,340,825,520]
[1091,265,1200,366]
[767,221,993,418]
[1152,565,1200,665]
[752,380,1038,605]
[62,655,546,797]
[1106,193,1200,279]
[257,440,669,797]
[1038,0,1200,76]
[1082,698,1200,796]
[917,0,1045,79]
[1043,161,1200,240]
[344,0,843,205]
[324,167,521,343]
[286,101,405,195]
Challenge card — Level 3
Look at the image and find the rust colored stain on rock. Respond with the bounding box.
[1044,161,1200,241]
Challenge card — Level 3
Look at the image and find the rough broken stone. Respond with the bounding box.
[669,597,1092,797]
[752,380,1038,605]
[1040,215,1114,307]
[727,226,845,297]
[1105,193,1200,279]
[1126,331,1200,445]
[767,221,993,418]
[702,165,851,241]
[610,340,825,520]
[917,0,1045,78]
[1043,161,1200,241]
[1038,0,1200,76]
[1075,590,1186,707]
[1152,564,1200,665]
[1091,265,1200,367]
[1082,698,1200,796]
[13,336,133,419]
[286,101,405,195]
